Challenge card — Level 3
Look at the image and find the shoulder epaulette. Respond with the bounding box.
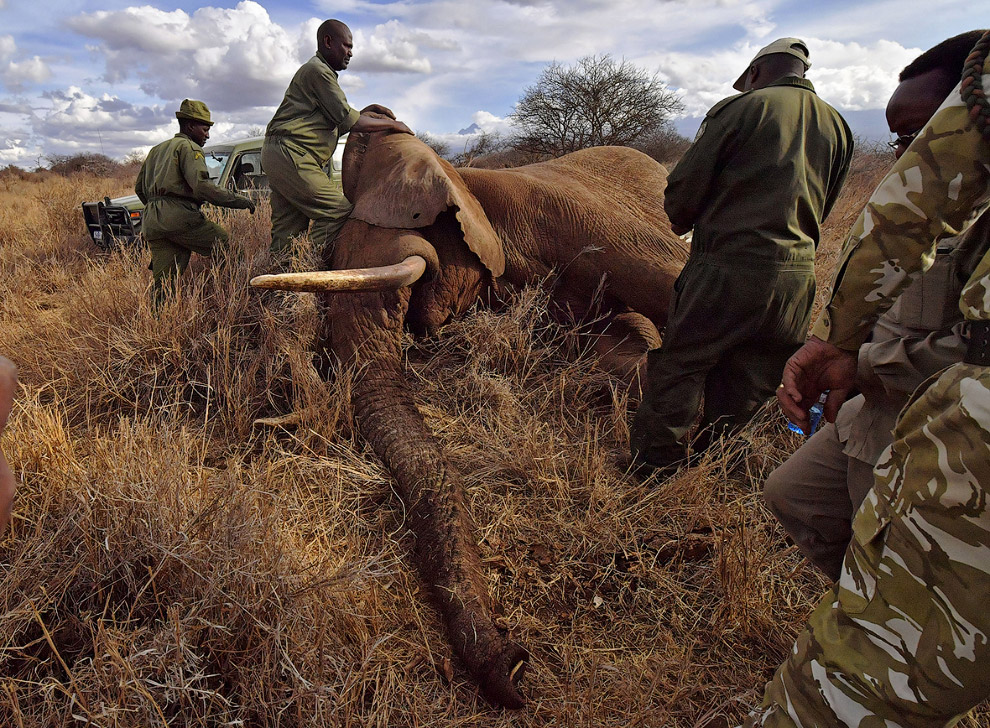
[706,91,751,118]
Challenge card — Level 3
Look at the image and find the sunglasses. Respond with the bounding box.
[887,129,921,151]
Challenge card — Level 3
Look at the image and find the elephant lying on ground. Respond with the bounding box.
[252,129,688,708]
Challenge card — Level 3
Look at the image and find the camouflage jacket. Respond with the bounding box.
[812,75,990,351]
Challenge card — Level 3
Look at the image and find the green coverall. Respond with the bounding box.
[135,133,253,302]
[630,77,853,470]
[745,61,990,728]
[262,51,361,254]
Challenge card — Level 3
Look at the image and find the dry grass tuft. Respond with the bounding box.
[3,148,986,727]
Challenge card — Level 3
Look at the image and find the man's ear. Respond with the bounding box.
[746,64,760,89]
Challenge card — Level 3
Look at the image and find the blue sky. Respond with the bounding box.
[0,0,981,166]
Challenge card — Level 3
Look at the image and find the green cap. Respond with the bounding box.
[733,37,812,91]
[175,99,213,126]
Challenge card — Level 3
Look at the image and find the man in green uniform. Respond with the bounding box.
[135,99,256,303]
[263,18,412,255]
[630,38,853,477]
[751,30,990,727]
[763,31,990,582]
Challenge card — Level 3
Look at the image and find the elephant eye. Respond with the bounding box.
[412,212,421,219]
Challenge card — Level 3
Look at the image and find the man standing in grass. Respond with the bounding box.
[135,99,256,304]
[262,19,412,257]
[630,38,853,479]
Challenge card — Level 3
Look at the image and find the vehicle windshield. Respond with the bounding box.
[204,150,230,182]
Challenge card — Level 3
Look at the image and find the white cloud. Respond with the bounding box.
[805,38,919,111]
[66,1,434,113]
[351,21,442,74]
[0,0,959,165]
[0,34,51,90]
[4,57,52,87]
[640,36,919,119]
[429,109,515,152]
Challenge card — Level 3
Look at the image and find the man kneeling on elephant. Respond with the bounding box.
[263,18,413,257]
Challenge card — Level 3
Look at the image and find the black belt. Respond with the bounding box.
[148,195,199,205]
[965,320,990,366]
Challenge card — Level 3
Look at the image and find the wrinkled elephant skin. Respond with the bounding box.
[316,131,686,707]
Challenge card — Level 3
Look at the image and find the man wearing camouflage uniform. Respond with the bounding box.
[763,31,990,583]
[136,99,255,303]
[753,30,990,727]
[630,38,853,477]
[263,19,412,255]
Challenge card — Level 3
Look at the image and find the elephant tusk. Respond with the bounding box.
[250,255,427,292]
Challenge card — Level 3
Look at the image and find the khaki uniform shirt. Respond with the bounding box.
[135,133,251,237]
[664,77,853,268]
[136,133,250,209]
[837,213,990,464]
[813,77,990,348]
[265,51,362,165]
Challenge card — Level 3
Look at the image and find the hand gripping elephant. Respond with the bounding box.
[252,128,688,708]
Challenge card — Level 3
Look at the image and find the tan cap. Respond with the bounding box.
[732,37,811,91]
[175,98,213,126]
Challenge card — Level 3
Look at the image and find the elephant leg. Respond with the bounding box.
[550,289,660,390]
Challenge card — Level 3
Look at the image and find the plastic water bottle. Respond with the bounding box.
[788,391,828,437]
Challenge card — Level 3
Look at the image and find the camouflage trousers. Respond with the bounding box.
[745,361,990,727]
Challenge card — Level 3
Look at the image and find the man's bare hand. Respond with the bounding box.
[351,115,414,136]
[777,336,857,433]
[361,104,395,119]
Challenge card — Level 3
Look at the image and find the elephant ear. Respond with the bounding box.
[344,133,505,278]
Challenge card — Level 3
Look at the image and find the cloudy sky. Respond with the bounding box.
[0,0,981,167]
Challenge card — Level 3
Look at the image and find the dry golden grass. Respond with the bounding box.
[2,154,986,727]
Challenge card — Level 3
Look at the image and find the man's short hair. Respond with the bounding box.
[900,30,988,96]
[317,19,348,47]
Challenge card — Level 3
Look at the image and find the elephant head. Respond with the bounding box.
[253,130,529,708]
[251,129,687,708]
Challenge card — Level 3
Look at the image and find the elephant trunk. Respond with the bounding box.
[329,288,528,708]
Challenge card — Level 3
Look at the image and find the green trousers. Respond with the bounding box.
[630,258,815,469]
[261,138,352,254]
[143,201,228,305]
[745,362,990,727]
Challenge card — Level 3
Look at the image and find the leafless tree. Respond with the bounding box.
[511,55,684,157]
[417,132,451,159]
[450,131,506,167]
[46,153,121,176]
[633,126,692,166]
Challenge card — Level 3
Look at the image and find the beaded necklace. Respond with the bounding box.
[961,30,990,139]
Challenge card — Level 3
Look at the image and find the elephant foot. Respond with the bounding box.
[591,311,661,391]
